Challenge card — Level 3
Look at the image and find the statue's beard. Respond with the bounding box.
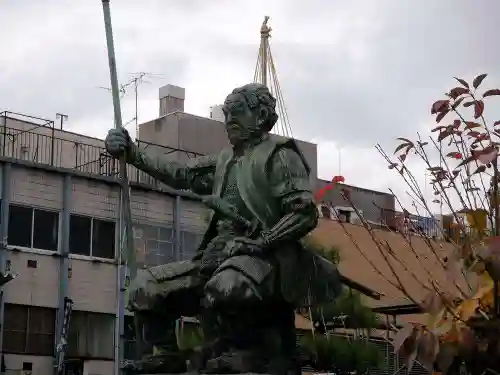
[227,124,261,146]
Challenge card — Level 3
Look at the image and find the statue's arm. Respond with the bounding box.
[128,146,216,194]
[260,145,319,246]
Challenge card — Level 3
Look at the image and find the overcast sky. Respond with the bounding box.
[1,0,498,213]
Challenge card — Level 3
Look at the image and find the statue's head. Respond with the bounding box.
[222,83,278,146]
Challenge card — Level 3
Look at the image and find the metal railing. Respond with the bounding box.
[379,209,442,239]
[0,112,204,188]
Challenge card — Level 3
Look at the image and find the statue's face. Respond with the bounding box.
[222,93,260,146]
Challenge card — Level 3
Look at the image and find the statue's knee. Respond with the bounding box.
[203,268,262,308]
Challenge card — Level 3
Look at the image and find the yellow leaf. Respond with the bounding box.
[479,288,494,309]
[472,272,494,300]
[458,298,478,321]
[427,308,446,330]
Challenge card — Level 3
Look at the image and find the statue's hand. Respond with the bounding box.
[224,237,265,257]
[105,128,134,159]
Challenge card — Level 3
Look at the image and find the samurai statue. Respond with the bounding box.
[105,83,341,375]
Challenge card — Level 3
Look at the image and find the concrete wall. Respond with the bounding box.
[138,112,319,182]
[4,354,54,375]
[317,180,395,223]
[3,355,114,375]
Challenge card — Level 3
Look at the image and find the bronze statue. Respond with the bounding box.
[105,83,341,374]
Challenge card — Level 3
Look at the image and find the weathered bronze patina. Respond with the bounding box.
[105,83,341,375]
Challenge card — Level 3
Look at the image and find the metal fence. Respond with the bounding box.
[0,112,204,189]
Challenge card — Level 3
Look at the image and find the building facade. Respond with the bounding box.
[0,110,207,375]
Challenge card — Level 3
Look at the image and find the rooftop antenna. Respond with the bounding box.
[253,16,293,138]
[97,72,165,136]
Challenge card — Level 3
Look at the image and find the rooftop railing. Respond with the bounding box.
[0,111,204,188]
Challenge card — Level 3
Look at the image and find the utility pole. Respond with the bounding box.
[56,113,68,130]
[51,113,68,166]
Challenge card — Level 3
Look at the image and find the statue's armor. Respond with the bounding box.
[217,157,253,236]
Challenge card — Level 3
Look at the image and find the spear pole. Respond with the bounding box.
[100,0,141,363]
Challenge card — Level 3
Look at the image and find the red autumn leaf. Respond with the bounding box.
[394,143,411,154]
[437,130,451,142]
[451,96,465,109]
[463,101,475,107]
[417,331,440,372]
[388,163,398,170]
[456,155,476,168]
[396,137,413,144]
[494,120,500,127]
[446,151,461,159]
[449,87,469,99]
[477,149,498,164]
[472,165,486,174]
[435,110,449,123]
[393,325,415,352]
[465,121,481,129]
[427,166,444,172]
[474,101,485,119]
[314,188,327,201]
[473,73,488,89]
[431,100,449,114]
[454,77,470,88]
[479,152,498,164]
[471,133,490,144]
[483,89,500,98]
[431,126,446,132]
[399,154,406,162]
[467,131,481,138]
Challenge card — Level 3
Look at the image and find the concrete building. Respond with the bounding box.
[0,84,398,375]
[0,107,208,375]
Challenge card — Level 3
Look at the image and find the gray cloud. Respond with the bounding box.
[1,0,498,205]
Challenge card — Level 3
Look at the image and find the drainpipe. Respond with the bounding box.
[115,188,126,375]
[0,162,11,358]
[54,174,72,374]
[175,196,181,260]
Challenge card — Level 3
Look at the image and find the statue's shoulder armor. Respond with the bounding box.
[265,137,311,176]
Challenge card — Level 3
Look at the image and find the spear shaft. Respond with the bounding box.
[100,0,141,363]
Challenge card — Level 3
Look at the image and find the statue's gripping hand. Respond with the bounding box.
[223,237,266,257]
[105,128,135,160]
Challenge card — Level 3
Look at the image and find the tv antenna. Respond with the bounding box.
[97,71,165,135]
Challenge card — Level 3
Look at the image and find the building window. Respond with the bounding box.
[68,311,115,359]
[123,315,136,360]
[69,214,115,259]
[3,304,56,355]
[8,204,59,251]
[133,223,175,267]
[181,231,202,260]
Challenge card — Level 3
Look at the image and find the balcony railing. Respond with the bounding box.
[0,112,204,189]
